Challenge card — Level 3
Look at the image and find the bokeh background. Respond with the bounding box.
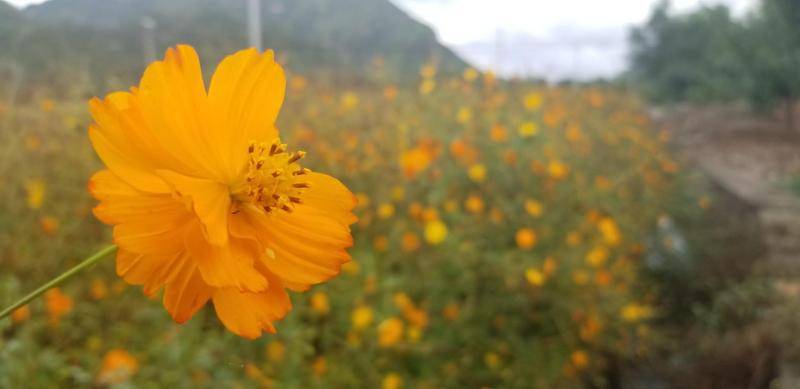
[1,0,800,387]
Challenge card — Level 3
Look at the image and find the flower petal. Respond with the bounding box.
[156,169,230,246]
[211,272,291,339]
[185,220,268,292]
[162,258,214,324]
[208,48,285,178]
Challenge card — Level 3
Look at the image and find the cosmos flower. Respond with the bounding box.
[88,45,356,338]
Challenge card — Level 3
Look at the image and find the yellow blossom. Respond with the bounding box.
[424,220,448,245]
[378,317,404,347]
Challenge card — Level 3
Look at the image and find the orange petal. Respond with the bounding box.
[162,258,213,324]
[208,48,284,178]
[156,169,230,246]
[185,220,268,292]
[211,272,291,339]
[116,250,187,297]
[302,172,358,225]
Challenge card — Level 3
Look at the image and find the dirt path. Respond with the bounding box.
[655,104,800,276]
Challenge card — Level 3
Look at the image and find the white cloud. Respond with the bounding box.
[393,0,758,80]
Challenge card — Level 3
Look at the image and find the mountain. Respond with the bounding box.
[0,0,467,96]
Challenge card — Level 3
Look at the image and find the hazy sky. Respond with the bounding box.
[7,0,758,80]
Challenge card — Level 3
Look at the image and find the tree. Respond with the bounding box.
[628,1,748,104]
[741,0,800,131]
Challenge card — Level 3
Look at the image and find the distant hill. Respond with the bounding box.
[0,0,467,96]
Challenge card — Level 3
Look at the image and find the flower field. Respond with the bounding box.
[0,62,702,388]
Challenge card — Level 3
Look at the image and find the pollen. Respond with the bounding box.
[244,138,310,214]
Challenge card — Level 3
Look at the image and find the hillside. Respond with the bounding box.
[0,0,467,96]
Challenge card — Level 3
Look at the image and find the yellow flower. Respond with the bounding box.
[378,317,404,347]
[465,195,484,214]
[468,164,487,183]
[621,303,654,322]
[456,106,472,124]
[25,179,45,209]
[515,228,537,250]
[382,373,403,389]
[548,160,569,180]
[310,291,330,315]
[378,203,396,219]
[463,67,479,82]
[525,268,545,286]
[419,79,436,95]
[424,220,448,245]
[351,305,374,330]
[586,246,609,267]
[523,92,543,110]
[518,121,539,137]
[266,340,286,363]
[524,199,543,217]
[87,45,357,339]
[340,91,359,110]
[598,217,621,246]
[97,349,139,385]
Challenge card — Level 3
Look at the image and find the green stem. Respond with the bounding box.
[0,244,117,320]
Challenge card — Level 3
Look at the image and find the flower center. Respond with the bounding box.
[242,138,310,214]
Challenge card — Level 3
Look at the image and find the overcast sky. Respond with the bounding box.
[8,0,758,80]
[392,0,757,80]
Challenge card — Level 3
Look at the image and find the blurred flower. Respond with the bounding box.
[266,340,286,363]
[515,228,537,250]
[424,220,448,245]
[401,147,435,179]
[383,85,398,100]
[518,121,539,137]
[340,91,359,110]
[571,350,589,369]
[378,203,395,219]
[310,291,330,315]
[465,194,484,214]
[382,373,403,389]
[351,305,374,330]
[90,278,108,300]
[524,199,543,217]
[39,216,59,235]
[484,352,501,369]
[45,287,73,325]
[547,160,569,180]
[598,217,621,246]
[419,79,436,95]
[25,134,42,151]
[87,45,357,338]
[442,302,460,321]
[489,124,509,143]
[586,246,609,267]
[97,349,139,385]
[419,63,436,78]
[10,305,30,324]
[463,67,479,82]
[312,356,327,376]
[621,303,654,322]
[378,317,404,347]
[467,164,487,183]
[525,268,545,286]
[523,92,543,111]
[25,179,45,209]
[456,107,472,124]
[39,98,55,113]
[401,232,421,252]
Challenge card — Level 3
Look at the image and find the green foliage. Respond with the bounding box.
[628,1,748,103]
